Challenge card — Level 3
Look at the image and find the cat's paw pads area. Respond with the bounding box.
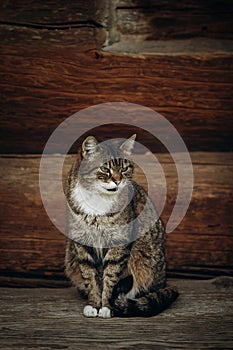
[98,306,112,318]
[83,305,98,317]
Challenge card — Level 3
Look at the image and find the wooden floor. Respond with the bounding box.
[0,278,233,350]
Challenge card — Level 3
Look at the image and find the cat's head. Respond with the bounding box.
[78,134,136,195]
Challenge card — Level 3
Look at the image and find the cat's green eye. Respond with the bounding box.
[122,166,129,172]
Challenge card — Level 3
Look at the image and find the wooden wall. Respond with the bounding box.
[114,0,233,40]
[0,1,233,286]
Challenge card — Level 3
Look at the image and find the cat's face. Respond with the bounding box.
[95,157,133,194]
[78,135,136,195]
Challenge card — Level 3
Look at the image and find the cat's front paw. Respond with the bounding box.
[83,305,98,317]
[98,306,112,318]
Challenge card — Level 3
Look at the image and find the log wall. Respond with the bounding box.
[114,0,233,40]
[0,0,232,286]
[0,153,232,286]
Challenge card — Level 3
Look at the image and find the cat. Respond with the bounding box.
[65,134,178,318]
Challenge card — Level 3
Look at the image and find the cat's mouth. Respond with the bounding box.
[106,187,118,192]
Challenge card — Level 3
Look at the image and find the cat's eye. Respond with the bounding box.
[122,166,129,172]
[100,166,109,172]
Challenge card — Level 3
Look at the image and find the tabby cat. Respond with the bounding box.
[65,134,178,318]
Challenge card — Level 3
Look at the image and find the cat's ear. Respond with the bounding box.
[82,136,98,158]
[120,134,136,156]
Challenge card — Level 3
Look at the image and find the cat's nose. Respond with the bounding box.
[112,177,121,185]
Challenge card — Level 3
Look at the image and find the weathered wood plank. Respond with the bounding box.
[104,37,233,56]
[115,0,233,40]
[0,23,232,153]
[0,275,70,288]
[0,153,232,286]
[0,0,106,25]
[0,278,233,349]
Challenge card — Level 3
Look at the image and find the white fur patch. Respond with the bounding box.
[71,184,116,215]
[94,246,104,260]
[101,180,118,190]
[98,306,112,318]
[125,285,140,299]
[83,305,98,317]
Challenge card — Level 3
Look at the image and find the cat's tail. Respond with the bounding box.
[111,286,179,317]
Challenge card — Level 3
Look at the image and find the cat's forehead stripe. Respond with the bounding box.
[107,158,127,169]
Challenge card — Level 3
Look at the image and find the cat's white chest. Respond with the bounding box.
[71,184,115,216]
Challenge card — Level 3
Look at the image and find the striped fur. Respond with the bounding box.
[65,135,178,317]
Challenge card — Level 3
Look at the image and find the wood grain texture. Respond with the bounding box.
[0,0,106,26]
[0,22,232,153]
[115,0,233,40]
[0,278,233,349]
[0,0,233,154]
[1,0,233,288]
[0,153,232,286]
[104,37,233,55]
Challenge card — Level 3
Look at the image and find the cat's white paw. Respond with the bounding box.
[83,305,98,317]
[98,306,112,318]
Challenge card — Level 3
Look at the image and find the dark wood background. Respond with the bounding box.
[0,0,232,286]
